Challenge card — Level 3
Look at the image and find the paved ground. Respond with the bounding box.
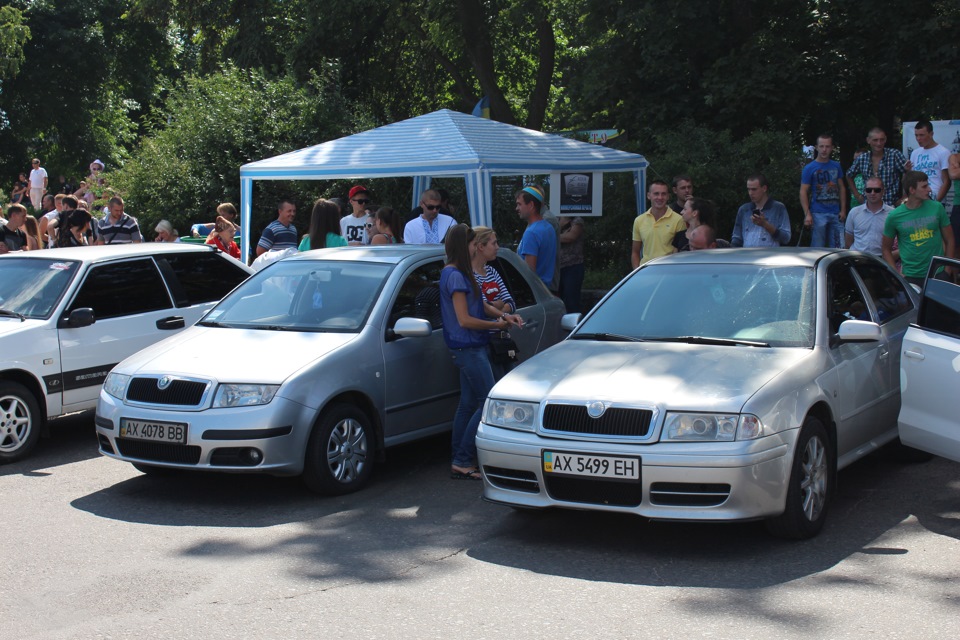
[2,413,959,639]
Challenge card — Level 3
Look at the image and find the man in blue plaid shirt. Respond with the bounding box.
[846,127,910,207]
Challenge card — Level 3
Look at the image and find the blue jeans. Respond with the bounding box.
[559,263,585,314]
[449,346,495,467]
[810,210,843,248]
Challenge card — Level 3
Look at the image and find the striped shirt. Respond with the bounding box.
[257,220,298,251]
[473,265,515,312]
[96,213,143,244]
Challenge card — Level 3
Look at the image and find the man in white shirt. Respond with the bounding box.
[340,185,372,245]
[403,189,456,243]
[28,158,48,210]
[911,120,951,203]
[844,177,893,256]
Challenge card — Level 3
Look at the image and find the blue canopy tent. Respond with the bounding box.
[238,109,648,258]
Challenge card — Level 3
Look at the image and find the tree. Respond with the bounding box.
[112,66,361,235]
[0,5,30,80]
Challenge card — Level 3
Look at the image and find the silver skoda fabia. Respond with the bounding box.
[477,248,920,538]
[96,246,565,494]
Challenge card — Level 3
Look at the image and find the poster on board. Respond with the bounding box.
[902,120,959,208]
[549,172,603,217]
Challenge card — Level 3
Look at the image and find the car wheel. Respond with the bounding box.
[0,381,43,463]
[766,416,833,539]
[302,403,374,495]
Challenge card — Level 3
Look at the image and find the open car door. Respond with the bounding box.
[898,256,960,462]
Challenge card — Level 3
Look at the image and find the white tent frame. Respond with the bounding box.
[239,109,648,258]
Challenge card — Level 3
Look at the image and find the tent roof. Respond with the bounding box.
[240,109,647,180]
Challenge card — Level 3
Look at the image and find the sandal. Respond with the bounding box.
[451,467,483,481]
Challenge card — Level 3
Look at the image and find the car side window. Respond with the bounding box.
[916,259,960,338]
[155,252,250,307]
[388,260,445,330]
[853,262,914,325]
[826,263,870,334]
[489,256,536,309]
[68,259,172,320]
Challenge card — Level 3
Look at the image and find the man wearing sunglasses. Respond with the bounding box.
[844,177,892,256]
[403,189,456,244]
[341,185,373,245]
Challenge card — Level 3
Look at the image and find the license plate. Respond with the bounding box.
[543,451,639,480]
[119,419,188,444]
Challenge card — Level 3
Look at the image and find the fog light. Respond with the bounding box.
[244,449,263,464]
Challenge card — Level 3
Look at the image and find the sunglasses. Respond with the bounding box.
[863,188,882,193]
[365,223,374,228]
[352,198,370,204]
[422,204,441,211]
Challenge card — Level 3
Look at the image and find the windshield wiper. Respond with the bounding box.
[197,320,229,328]
[648,336,770,348]
[570,332,645,342]
[0,308,26,322]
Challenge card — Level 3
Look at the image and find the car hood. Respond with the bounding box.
[114,326,359,384]
[493,340,812,412]
[0,317,47,339]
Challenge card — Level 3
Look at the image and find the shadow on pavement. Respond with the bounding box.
[0,411,101,477]
[468,448,960,589]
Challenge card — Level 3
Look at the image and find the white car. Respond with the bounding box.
[898,255,960,463]
[0,244,252,462]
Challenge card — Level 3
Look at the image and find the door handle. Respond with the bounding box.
[157,316,185,330]
[878,349,889,361]
[903,349,925,361]
[522,319,539,330]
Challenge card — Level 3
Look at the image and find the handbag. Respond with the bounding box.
[488,330,520,365]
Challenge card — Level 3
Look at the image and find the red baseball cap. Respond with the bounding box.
[348,185,369,199]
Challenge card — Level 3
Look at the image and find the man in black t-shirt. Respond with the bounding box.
[1,204,29,251]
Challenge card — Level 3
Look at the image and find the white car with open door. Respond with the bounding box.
[898,255,960,463]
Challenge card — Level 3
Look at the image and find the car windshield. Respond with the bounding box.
[200,259,391,332]
[0,258,80,319]
[576,263,815,348]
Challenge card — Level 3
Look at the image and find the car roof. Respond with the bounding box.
[0,243,242,265]
[648,247,849,268]
[287,244,447,265]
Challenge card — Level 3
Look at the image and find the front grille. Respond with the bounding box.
[127,377,208,406]
[483,466,540,493]
[542,404,653,437]
[116,439,201,464]
[544,475,642,507]
[649,482,730,507]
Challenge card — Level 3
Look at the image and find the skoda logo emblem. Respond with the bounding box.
[586,401,606,419]
[157,376,172,390]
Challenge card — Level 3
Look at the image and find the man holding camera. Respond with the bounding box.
[731,174,792,247]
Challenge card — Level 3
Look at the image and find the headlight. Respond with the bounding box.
[213,384,279,408]
[102,372,130,399]
[661,413,741,442]
[483,399,538,432]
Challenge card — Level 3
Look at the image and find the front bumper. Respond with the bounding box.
[95,391,317,475]
[476,423,797,521]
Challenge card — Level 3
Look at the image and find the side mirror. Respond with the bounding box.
[560,313,582,332]
[392,317,433,338]
[837,319,881,343]
[59,307,96,329]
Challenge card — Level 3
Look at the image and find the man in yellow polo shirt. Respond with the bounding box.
[631,179,686,269]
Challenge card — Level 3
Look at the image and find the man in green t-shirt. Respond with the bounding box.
[882,170,955,286]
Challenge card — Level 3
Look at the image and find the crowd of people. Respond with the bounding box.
[631,121,960,285]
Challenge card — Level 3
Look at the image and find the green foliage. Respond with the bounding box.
[113,66,360,236]
[0,5,30,80]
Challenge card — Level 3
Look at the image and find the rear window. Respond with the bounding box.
[156,252,250,307]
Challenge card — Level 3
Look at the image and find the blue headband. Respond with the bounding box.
[522,186,544,203]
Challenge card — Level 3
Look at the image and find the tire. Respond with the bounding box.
[0,381,43,464]
[766,416,833,540]
[302,403,374,495]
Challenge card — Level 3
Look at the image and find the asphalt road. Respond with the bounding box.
[2,412,959,639]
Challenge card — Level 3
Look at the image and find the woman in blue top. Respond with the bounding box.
[440,224,522,480]
[299,199,349,251]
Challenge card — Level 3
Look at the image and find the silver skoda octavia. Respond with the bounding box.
[477,248,919,538]
[96,246,564,494]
